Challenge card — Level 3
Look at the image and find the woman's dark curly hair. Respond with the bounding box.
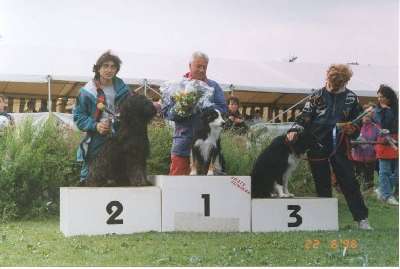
[377,84,398,115]
[92,50,122,80]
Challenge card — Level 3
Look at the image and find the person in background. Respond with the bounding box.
[0,94,14,130]
[73,50,131,184]
[224,96,248,135]
[24,98,37,113]
[372,85,398,205]
[162,51,227,175]
[286,64,372,230]
[252,109,263,124]
[351,103,380,191]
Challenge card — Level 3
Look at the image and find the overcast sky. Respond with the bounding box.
[0,0,398,66]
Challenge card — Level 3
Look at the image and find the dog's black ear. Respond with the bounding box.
[143,99,157,120]
[201,107,215,121]
[144,102,157,119]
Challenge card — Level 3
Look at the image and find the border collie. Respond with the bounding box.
[251,131,314,198]
[190,108,225,175]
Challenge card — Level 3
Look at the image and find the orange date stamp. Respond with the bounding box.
[304,239,358,250]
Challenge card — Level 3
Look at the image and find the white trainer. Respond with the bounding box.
[374,188,383,201]
[386,196,399,206]
[358,219,373,230]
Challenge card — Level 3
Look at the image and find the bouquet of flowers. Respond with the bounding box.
[160,78,215,119]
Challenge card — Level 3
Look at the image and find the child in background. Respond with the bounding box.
[351,104,379,191]
[224,96,248,135]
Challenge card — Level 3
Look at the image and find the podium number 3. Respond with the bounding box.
[106,201,123,224]
[201,194,210,216]
[287,205,302,227]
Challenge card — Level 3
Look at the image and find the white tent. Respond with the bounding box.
[0,45,398,107]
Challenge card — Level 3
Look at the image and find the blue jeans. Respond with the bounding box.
[378,159,399,200]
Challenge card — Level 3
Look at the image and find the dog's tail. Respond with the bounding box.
[250,160,275,198]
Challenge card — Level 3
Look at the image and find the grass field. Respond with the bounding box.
[0,191,398,267]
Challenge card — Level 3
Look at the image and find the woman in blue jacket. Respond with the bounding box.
[73,51,130,183]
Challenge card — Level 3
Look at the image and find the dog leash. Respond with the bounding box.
[284,131,346,162]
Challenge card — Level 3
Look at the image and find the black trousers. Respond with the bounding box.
[308,151,369,221]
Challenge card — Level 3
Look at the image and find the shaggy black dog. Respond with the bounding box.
[251,131,315,198]
[86,94,156,187]
[190,108,226,175]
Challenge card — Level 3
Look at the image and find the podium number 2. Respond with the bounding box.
[201,194,210,216]
[106,201,123,224]
[287,205,302,227]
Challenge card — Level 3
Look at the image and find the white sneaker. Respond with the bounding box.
[374,188,383,201]
[385,196,399,206]
[358,219,373,230]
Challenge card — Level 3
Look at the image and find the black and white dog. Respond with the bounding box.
[190,108,226,175]
[251,131,315,198]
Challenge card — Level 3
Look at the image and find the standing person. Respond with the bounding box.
[0,94,14,130]
[224,96,248,135]
[162,51,227,175]
[373,85,398,205]
[351,104,380,191]
[286,64,372,230]
[73,51,131,184]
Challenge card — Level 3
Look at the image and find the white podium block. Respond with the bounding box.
[252,198,338,232]
[150,175,251,232]
[60,187,161,236]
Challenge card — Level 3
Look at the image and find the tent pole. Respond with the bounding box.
[143,79,148,97]
[266,92,313,123]
[47,75,52,113]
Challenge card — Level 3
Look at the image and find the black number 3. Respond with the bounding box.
[287,205,302,227]
[106,201,123,224]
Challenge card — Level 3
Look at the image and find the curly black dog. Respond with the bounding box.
[251,130,315,198]
[86,94,156,187]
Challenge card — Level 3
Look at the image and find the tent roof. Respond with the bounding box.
[0,46,398,101]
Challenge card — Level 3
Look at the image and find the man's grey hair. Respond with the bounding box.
[190,51,209,64]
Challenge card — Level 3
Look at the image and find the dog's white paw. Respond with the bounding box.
[286,193,295,197]
[189,171,197,176]
[207,170,214,176]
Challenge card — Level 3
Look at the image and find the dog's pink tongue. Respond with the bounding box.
[153,102,161,112]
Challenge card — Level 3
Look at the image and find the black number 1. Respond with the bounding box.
[106,201,123,224]
[201,194,210,217]
[287,205,302,227]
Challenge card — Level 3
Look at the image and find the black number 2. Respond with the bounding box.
[201,194,210,217]
[287,205,302,227]
[106,201,123,224]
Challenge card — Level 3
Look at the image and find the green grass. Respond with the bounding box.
[0,192,398,267]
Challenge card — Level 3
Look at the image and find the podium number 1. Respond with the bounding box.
[106,201,124,224]
[287,205,302,227]
[201,194,210,216]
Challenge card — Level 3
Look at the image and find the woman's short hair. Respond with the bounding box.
[227,96,240,106]
[326,64,353,90]
[92,50,122,79]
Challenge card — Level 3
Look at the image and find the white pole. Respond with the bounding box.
[143,79,148,97]
[47,75,52,113]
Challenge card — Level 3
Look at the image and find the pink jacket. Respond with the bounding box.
[351,122,380,162]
